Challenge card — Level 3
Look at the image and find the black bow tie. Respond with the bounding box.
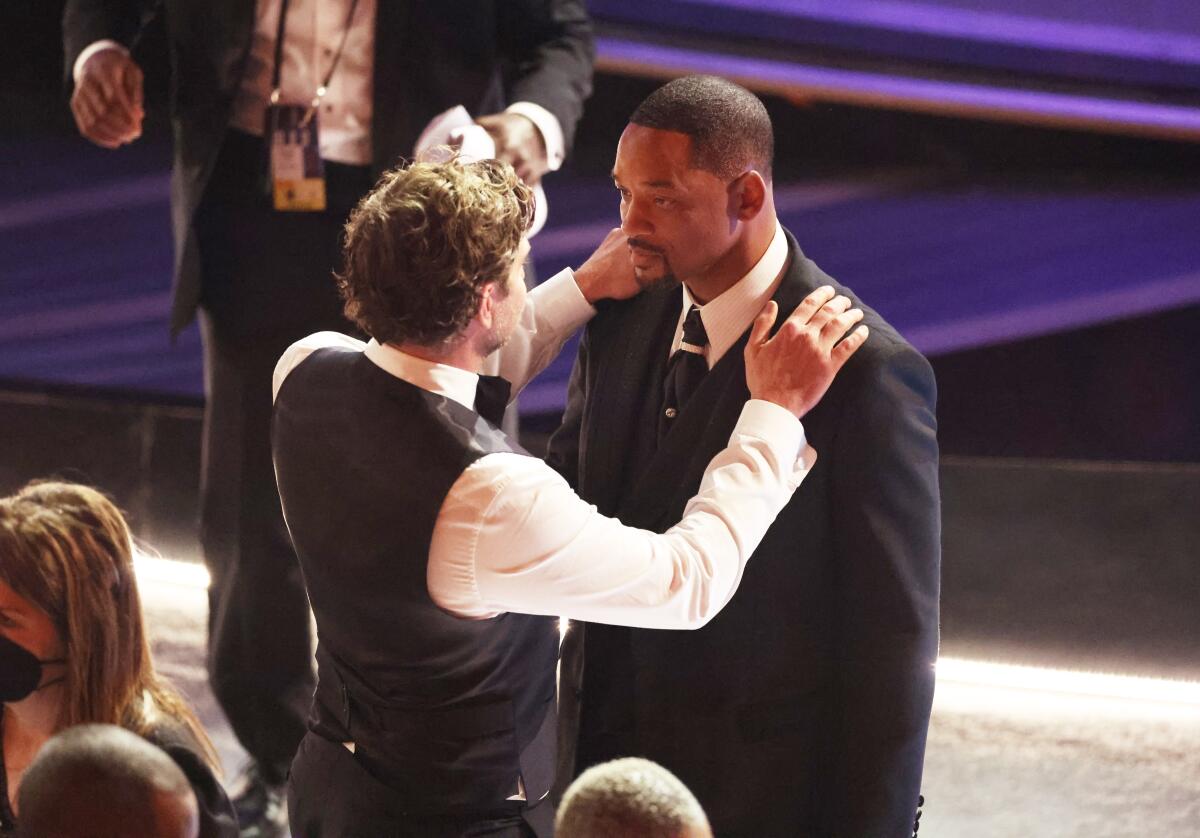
[474,374,512,426]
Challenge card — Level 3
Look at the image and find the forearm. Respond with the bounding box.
[62,0,152,81]
[431,401,815,629]
[499,0,594,152]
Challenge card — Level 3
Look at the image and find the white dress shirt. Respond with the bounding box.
[74,0,566,167]
[674,221,790,368]
[274,269,817,630]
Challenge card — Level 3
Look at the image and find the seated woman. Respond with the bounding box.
[0,480,236,837]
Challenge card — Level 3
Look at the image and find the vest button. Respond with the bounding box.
[664,407,678,418]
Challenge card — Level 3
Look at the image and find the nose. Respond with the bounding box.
[621,196,652,237]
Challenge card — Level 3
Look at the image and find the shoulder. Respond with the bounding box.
[144,721,238,838]
[778,233,935,406]
[273,331,366,401]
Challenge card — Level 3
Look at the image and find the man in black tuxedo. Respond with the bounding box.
[549,76,941,837]
[62,2,593,832]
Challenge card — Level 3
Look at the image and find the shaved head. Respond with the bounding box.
[630,75,773,180]
[556,757,712,838]
[17,724,199,838]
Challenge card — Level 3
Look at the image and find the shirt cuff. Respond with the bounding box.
[505,102,565,172]
[735,399,818,481]
[74,40,128,85]
[532,268,597,333]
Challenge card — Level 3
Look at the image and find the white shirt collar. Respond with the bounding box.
[676,222,789,368]
[363,339,479,410]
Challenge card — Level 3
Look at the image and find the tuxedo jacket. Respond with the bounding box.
[62,0,594,333]
[547,230,941,837]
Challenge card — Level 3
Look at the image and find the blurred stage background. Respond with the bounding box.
[2,2,1198,835]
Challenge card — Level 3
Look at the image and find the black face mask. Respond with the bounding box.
[0,633,65,702]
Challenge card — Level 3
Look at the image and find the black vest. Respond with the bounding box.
[272,347,560,816]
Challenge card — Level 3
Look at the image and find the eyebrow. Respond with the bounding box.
[611,174,680,191]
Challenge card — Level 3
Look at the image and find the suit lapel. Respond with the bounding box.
[580,285,680,517]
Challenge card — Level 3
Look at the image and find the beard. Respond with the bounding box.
[628,240,679,289]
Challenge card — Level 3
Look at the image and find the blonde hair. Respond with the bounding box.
[0,480,220,772]
[556,757,711,838]
[337,156,534,346]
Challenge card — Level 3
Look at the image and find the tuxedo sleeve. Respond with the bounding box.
[497,0,595,153]
[829,342,941,837]
[62,0,158,85]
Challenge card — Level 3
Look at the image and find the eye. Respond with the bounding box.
[653,196,675,209]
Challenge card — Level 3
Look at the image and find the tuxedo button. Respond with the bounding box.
[664,407,678,419]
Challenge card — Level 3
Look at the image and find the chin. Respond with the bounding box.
[634,266,678,290]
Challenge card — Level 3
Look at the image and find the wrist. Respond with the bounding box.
[750,391,804,419]
[573,265,602,305]
[74,40,128,84]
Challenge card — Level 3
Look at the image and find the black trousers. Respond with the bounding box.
[194,130,373,779]
[288,733,544,838]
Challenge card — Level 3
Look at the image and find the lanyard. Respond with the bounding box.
[270,0,363,109]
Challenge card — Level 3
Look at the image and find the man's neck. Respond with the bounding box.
[394,339,484,374]
[685,213,777,305]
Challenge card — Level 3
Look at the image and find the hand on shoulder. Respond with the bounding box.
[745,286,869,418]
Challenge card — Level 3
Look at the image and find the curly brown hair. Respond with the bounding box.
[336,157,535,346]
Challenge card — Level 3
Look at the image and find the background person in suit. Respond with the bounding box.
[548,75,941,837]
[61,2,594,831]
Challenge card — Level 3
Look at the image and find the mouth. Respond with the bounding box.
[628,243,664,266]
[627,239,663,256]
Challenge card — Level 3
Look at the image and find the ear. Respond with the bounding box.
[476,281,500,329]
[731,171,767,221]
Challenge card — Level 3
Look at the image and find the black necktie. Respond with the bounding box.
[474,374,512,427]
[658,306,708,440]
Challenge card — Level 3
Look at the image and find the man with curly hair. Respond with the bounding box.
[270,156,869,836]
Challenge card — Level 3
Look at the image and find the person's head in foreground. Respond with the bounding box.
[556,757,713,838]
[337,156,535,359]
[614,74,777,303]
[0,481,218,772]
[16,723,199,838]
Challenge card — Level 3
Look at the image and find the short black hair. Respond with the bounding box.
[18,724,196,838]
[630,75,773,180]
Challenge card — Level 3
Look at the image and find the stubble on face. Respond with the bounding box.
[626,237,678,289]
[482,239,530,355]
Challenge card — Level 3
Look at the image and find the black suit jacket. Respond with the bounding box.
[548,230,941,837]
[62,0,594,333]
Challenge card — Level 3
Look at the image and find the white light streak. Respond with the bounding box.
[122,564,1200,715]
[937,656,1200,708]
[133,553,211,589]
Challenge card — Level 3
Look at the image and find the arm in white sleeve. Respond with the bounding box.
[481,268,595,395]
[505,102,565,172]
[73,40,128,83]
[428,399,817,629]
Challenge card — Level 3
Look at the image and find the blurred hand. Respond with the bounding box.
[745,287,869,418]
[475,112,549,183]
[572,228,640,304]
[71,48,144,149]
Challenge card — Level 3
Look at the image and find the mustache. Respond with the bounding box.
[627,238,665,255]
